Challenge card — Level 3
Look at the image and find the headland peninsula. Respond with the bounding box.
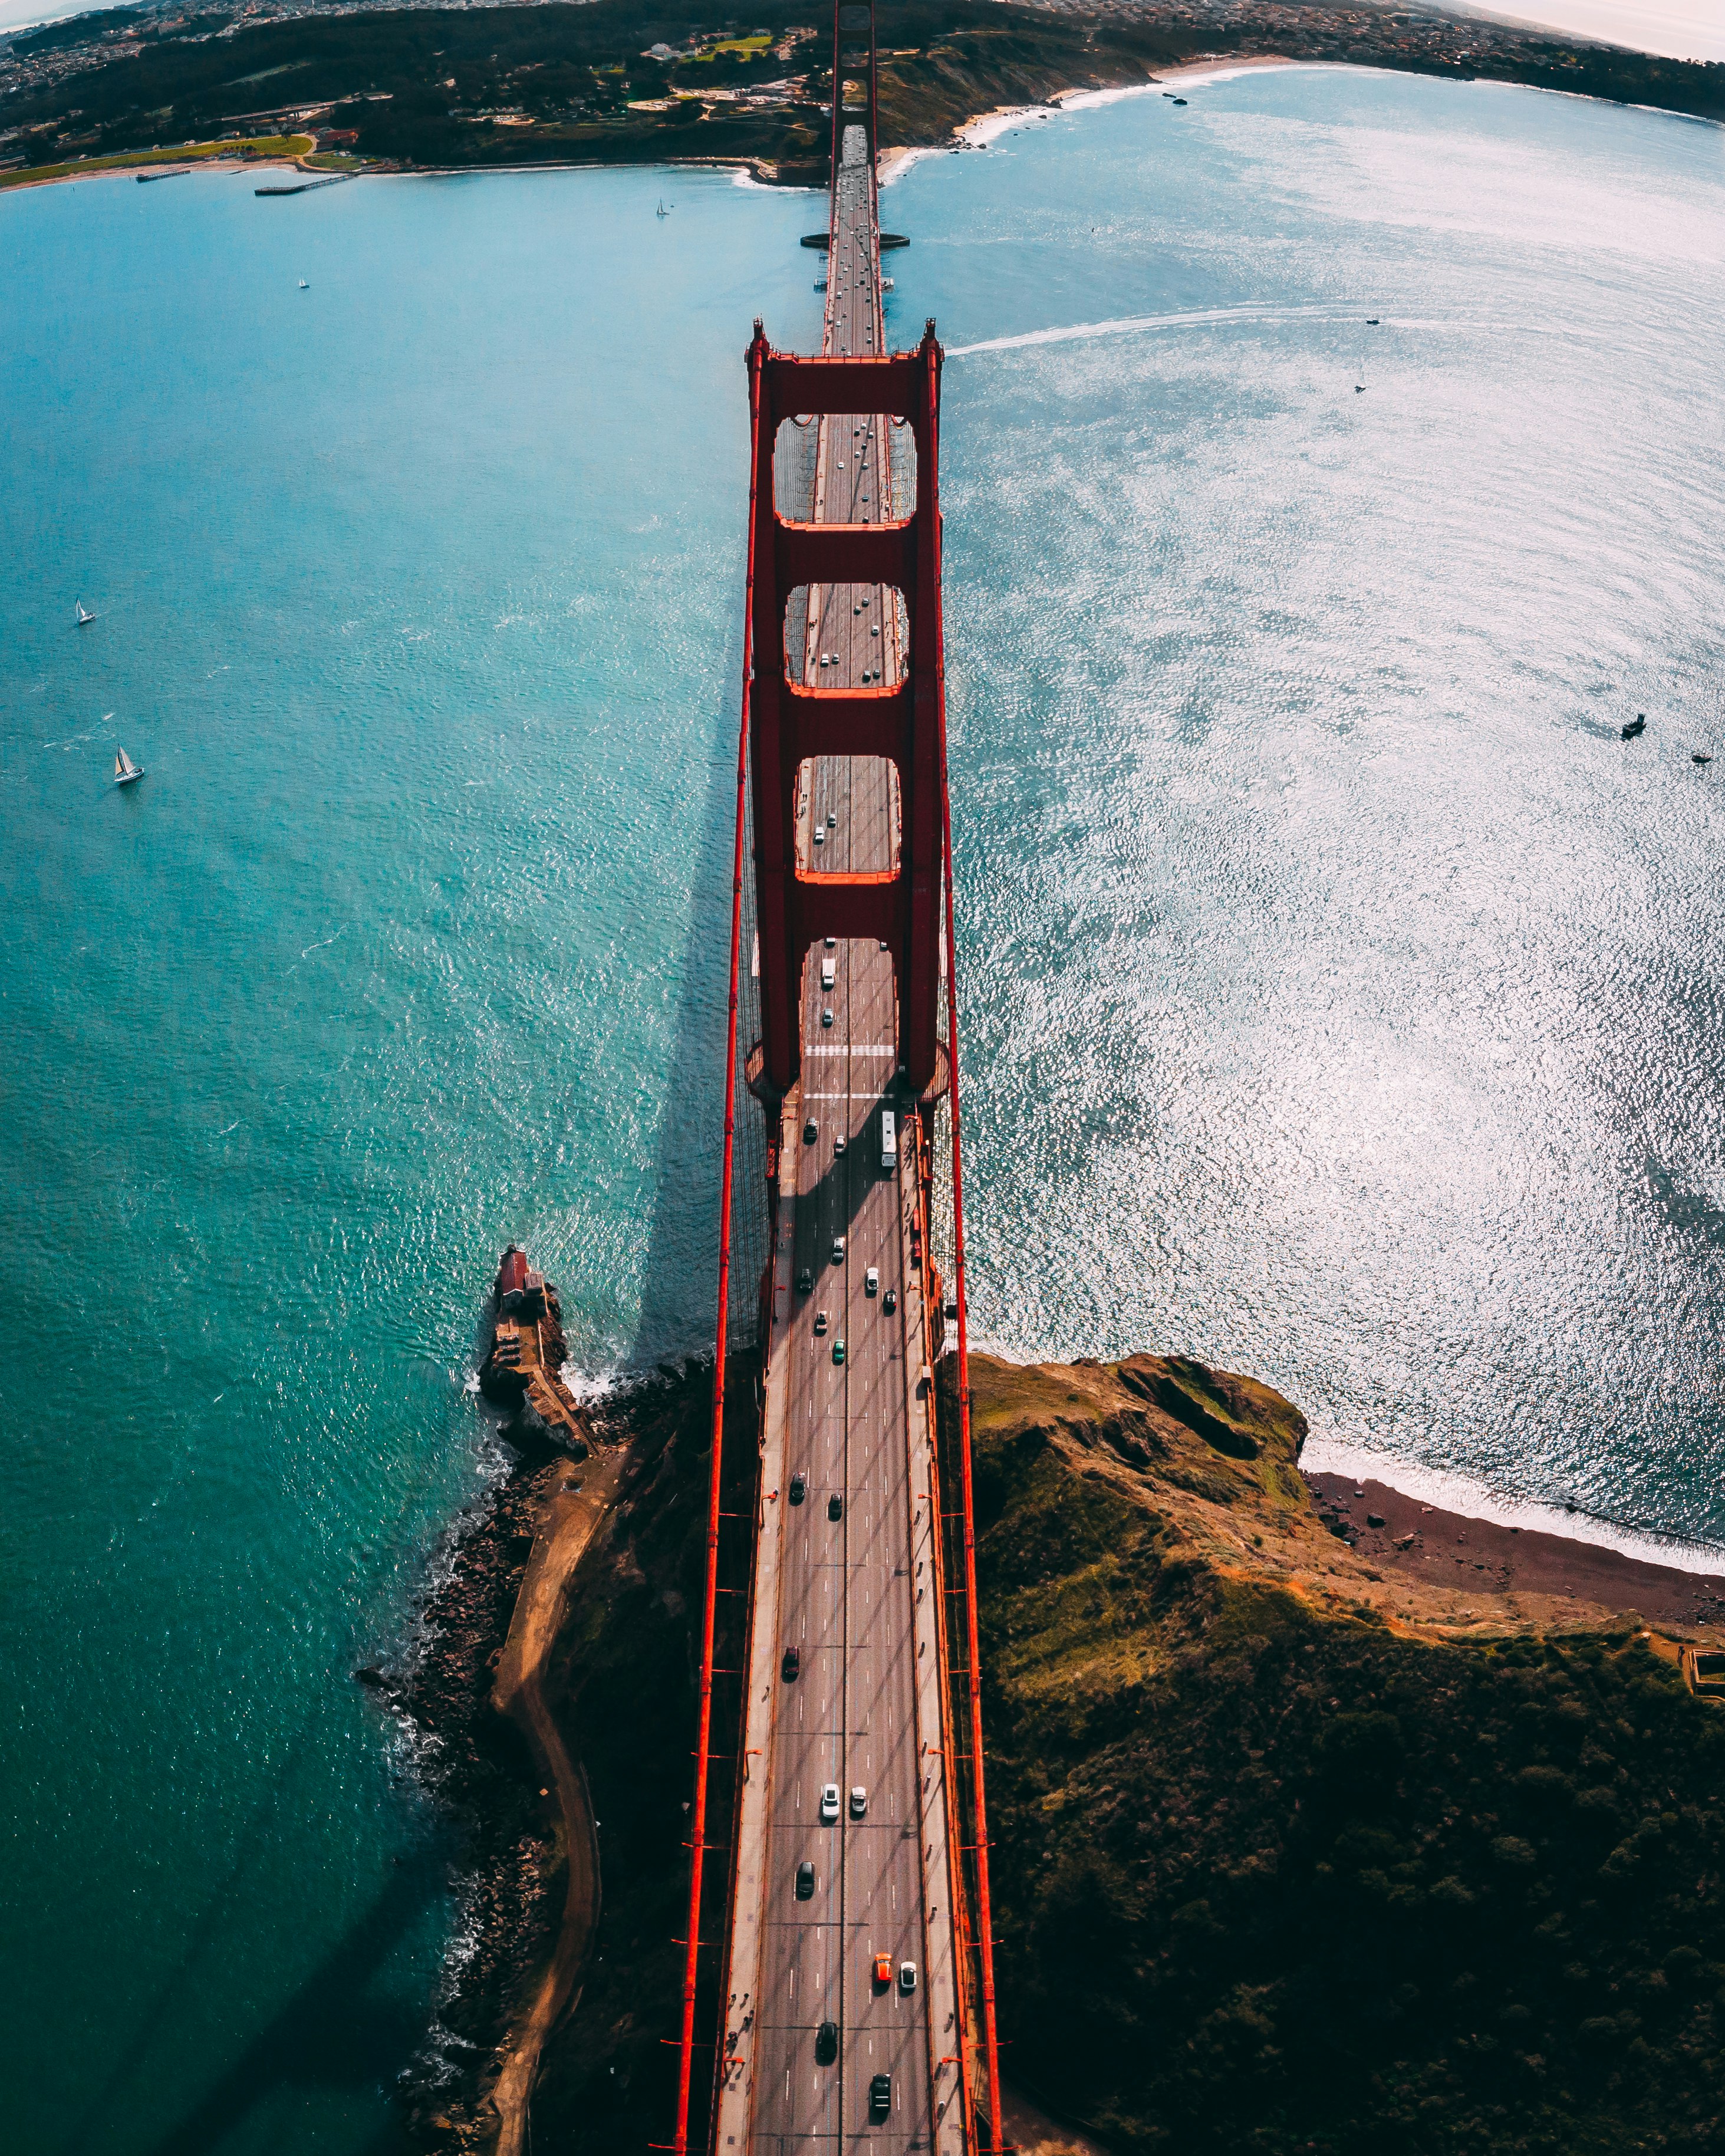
[3,0,1723,192]
[383,1318,1725,2155]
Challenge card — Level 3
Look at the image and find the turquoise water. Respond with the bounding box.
[2,66,1723,2152]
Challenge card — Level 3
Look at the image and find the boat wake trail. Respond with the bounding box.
[945,303,1349,358]
[946,307,1611,360]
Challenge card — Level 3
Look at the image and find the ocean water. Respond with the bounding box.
[888,71,1725,1555]
[1,63,1721,2154]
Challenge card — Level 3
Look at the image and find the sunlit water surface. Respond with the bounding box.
[1,64,1721,2155]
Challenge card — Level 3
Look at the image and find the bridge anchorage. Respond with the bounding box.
[667,8,1003,2156]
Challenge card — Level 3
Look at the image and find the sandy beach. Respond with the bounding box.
[878,56,1300,186]
[1305,1467,1725,1634]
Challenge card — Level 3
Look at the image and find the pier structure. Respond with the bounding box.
[670,8,1002,2156]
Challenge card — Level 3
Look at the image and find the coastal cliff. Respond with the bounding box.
[955,1351,1725,2154]
[398,1346,1725,2155]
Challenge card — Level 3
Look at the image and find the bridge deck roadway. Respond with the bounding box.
[713,123,965,2156]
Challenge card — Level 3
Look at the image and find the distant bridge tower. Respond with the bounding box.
[743,324,949,1100]
[829,0,880,176]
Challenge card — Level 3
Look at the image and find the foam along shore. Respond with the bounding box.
[1303,1467,1725,1638]
[878,57,1301,186]
[1300,1427,1725,1577]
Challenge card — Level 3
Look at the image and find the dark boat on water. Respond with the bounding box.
[1621,713,1647,740]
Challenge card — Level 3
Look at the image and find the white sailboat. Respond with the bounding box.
[299,278,310,289]
[76,600,96,626]
[656,198,673,217]
[114,746,144,787]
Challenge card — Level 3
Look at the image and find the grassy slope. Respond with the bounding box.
[953,1351,1725,2154]
[0,131,311,188]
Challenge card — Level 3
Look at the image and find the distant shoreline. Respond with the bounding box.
[6,43,1716,203]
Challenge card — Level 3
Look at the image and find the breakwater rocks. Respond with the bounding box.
[396,1457,561,2142]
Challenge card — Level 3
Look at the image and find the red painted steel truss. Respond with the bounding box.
[743,327,947,1098]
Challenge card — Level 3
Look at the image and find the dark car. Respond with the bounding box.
[796,1266,813,1295]
[789,1473,806,1505]
[869,2072,892,2122]
[795,1860,815,1901]
[828,1493,843,1522]
[883,1286,897,1315]
[782,1646,801,1682]
[815,2020,839,2065]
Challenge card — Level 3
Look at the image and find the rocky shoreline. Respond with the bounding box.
[377,1359,726,2151]
[376,1446,560,2137]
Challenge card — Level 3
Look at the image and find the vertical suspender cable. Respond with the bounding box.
[931,350,1006,2152]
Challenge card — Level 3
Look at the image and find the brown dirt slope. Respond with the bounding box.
[949,1349,1725,2156]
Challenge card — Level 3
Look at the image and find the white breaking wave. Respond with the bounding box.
[1300,1433,1725,1579]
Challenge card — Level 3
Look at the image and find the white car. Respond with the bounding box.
[831,1237,846,1263]
[819,1783,841,1824]
[834,1134,846,1155]
[864,1266,878,1296]
[849,1786,868,1819]
[898,1961,917,1994]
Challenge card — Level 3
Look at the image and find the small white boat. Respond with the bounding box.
[114,747,144,787]
[76,601,96,626]
[656,199,673,217]
[299,278,309,289]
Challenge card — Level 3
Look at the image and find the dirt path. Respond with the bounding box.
[485,1451,623,2156]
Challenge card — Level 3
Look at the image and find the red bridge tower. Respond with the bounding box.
[742,326,949,1099]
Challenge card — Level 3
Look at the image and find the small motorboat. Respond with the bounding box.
[1367,317,1380,325]
[1694,753,1713,766]
[75,601,96,626]
[114,747,144,787]
[1621,713,1647,740]
[1171,96,1188,106]
[298,278,309,289]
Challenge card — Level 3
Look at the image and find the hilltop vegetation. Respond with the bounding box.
[952,1351,1725,2154]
